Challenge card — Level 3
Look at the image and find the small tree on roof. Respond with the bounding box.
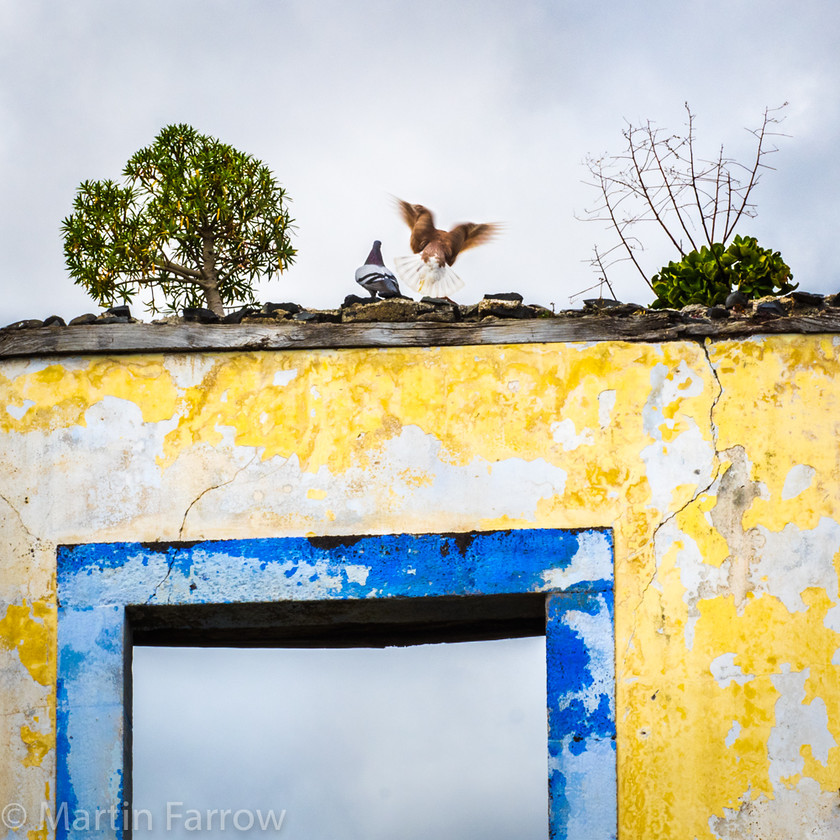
[62,124,296,317]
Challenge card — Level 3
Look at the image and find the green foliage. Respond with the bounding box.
[650,235,796,309]
[62,124,296,315]
[581,104,790,306]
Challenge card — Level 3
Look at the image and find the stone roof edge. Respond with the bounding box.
[3,314,840,359]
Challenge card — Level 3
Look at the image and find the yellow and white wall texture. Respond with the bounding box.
[2,331,840,838]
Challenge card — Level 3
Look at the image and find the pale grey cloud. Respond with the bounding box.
[1,0,838,321]
[133,637,547,840]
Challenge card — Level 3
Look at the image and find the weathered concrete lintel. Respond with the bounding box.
[128,592,547,647]
[3,314,840,358]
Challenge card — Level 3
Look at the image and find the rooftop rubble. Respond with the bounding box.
[3,290,838,332]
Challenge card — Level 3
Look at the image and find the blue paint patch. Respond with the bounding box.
[545,591,616,839]
[57,646,87,682]
[57,606,129,840]
[551,697,615,744]
[58,528,612,607]
[55,680,78,840]
[57,528,615,840]
[548,745,571,840]
[546,592,615,743]
[549,738,617,840]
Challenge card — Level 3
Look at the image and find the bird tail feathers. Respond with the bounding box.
[393,255,464,297]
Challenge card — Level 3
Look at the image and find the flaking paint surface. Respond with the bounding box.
[2,335,840,838]
[0,600,56,840]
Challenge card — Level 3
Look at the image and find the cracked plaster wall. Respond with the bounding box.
[2,336,840,838]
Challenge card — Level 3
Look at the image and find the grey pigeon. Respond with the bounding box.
[355,241,402,299]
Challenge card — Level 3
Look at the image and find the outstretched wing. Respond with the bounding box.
[447,222,502,260]
[393,198,422,229]
[393,198,438,254]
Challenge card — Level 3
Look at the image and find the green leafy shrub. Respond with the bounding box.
[650,235,795,309]
[62,124,296,316]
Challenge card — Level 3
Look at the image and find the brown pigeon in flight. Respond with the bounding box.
[392,199,500,298]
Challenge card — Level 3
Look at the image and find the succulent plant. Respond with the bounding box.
[651,235,795,309]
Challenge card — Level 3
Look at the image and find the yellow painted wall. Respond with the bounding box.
[2,335,839,838]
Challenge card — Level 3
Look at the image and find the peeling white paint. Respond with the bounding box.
[641,420,717,515]
[782,464,816,500]
[823,605,840,633]
[555,598,614,719]
[550,418,594,451]
[709,778,840,839]
[167,354,219,388]
[550,738,617,839]
[749,518,840,612]
[768,666,836,786]
[710,653,754,689]
[385,426,565,521]
[725,720,742,749]
[180,425,568,538]
[344,564,370,586]
[1,355,89,379]
[273,369,298,387]
[661,524,728,649]
[3,397,183,537]
[5,399,34,420]
[543,531,612,591]
[597,390,616,429]
[642,361,706,440]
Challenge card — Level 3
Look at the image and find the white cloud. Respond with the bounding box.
[2,0,839,323]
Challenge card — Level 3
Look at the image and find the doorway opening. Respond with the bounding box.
[132,637,548,840]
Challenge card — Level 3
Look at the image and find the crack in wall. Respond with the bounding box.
[700,338,723,448]
[624,339,725,660]
[144,454,260,604]
[147,555,176,604]
[177,453,260,539]
[0,491,35,541]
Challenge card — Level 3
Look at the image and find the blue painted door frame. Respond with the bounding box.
[56,528,616,840]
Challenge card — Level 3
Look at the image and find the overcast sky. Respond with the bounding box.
[1,1,839,324]
[133,638,547,840]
